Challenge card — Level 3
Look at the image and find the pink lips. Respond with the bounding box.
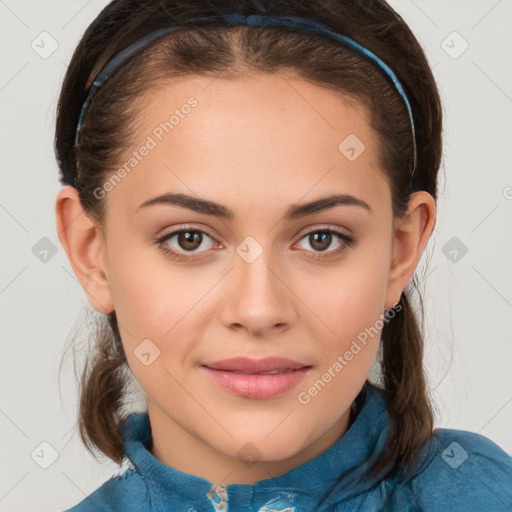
[200,357,311,399]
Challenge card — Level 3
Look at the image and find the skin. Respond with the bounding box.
[55,72,436,485]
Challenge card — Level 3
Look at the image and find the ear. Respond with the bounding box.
[55,186,114,314]
[384,191,436,309]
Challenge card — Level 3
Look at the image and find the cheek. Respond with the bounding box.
[295,265,386,413]
[109,262,196,395]
[107,238,184,327]
[107,248,211,362]
[110,270,166,331]
[295,257,389,339]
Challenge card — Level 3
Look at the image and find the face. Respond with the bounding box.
[56,72,435,484]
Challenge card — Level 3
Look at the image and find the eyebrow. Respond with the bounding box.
[136,192,372,219]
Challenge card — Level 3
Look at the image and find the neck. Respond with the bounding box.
[147,399,353,485]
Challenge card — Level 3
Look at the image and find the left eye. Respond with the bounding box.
[295,228,355,257]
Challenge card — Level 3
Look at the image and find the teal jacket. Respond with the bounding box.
[64,383,512,511]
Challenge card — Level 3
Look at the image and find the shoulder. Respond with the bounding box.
[408,428,512,510]
[61,468,150,512]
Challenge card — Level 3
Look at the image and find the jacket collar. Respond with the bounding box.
[121,382,399,510]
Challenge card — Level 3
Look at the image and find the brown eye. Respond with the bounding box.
[295,228,356,260]
[308,232,333,252]
[155,227,217,261]
[176,231,204,251]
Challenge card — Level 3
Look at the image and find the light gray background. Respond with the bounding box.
[1,1,511,510]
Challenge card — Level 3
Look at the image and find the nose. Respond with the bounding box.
[219,250,297,337]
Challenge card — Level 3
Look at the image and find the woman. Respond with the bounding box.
[54,0,512,510]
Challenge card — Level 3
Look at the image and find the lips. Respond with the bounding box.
[202,357,309,374]
[200,357,311,399]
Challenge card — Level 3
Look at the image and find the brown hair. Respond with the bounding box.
[55,0,443,494]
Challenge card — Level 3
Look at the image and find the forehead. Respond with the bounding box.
[106,73,390,218]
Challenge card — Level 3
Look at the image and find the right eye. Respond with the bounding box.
[154,227,220,261]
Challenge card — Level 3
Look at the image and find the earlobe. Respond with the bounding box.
[384,191,436,309]
[55,186,114,314]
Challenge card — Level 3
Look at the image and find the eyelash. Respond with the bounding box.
[153,225,356,262]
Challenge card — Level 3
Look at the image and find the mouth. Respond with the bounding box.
[217,369,301,375]
[201,356,310,373]
[200,357,312,398]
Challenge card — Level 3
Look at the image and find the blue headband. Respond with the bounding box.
[74,13,418,187]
